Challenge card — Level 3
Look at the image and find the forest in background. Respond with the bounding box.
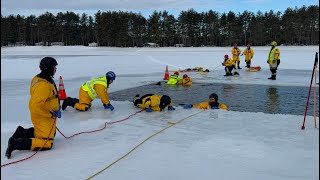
[1,5,318,47]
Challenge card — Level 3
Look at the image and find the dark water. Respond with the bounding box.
[109,82,319,116]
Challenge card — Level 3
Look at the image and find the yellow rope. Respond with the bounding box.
[86,110,205,179]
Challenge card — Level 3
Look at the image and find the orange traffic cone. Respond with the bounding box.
[163,65,169,80]
[59,76,67,100]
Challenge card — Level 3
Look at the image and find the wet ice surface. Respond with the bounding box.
[1,46,319,180]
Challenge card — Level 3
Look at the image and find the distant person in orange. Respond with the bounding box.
[222,54,239,76]
[231,42,242,69]
[241,43,254,68]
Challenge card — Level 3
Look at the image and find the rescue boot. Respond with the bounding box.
[224,72,233,76]
[268,75,276,80]
[5,137,32,159]
[62,97,77,110]
[11,126,34,139]
[237,66,242,69]
[234,72,240,76]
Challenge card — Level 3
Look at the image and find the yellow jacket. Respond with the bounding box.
[268,47,280,65]
[192,101,228,110]
[137,95,173,111]
[178,77,192,86]
[232,48,241,61]
[29,75,60,119]
[81,76,110,105]
[242,48,254,61]
[224,58,235,67]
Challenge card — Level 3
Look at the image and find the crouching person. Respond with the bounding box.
[133,94,175,112]
[6,57,61,159]
[62,71,116,111]
[222,54,239,76]
[183,93,228,110]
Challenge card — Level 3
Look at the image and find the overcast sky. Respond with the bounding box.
[1,0,319,18]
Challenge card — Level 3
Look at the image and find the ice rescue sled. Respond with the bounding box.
[249,66,261,72]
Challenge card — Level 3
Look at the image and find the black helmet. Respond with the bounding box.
[209,93,218,101]
[40,57,58,71]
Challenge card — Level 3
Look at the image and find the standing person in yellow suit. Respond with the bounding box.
[167,71,182,85]
[183,93,228,110]
[62,71,116,111]
[133,94,175,112]
[178,74,193,86]
[241,43,254,68]
[5,57,61,159]
[232,42,242,69]
[267,41,280,80]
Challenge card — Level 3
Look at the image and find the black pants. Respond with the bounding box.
[133,94,154,106]
[269,60,281,76]
[246,61,251,68]
[225,66,234,75]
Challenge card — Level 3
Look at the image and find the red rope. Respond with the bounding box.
[1,119,57,167]
[1,109,144,168]
[57,109,144,139]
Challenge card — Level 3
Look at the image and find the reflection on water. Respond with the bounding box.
[109,82,319,116]
[266,87,280,114]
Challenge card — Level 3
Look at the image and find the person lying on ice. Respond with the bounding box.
[133,94,176,112]
[183,93,228,110]
[62,71,116,111]
[167,71,182,85]
[6,57,61,159]
[222,54,239,76]
[177,74,192,86]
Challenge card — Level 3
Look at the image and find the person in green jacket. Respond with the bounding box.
[167,71,182,85]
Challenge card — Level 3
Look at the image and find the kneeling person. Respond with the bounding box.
[62,71,116,111]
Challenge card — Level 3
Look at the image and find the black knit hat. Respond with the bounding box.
[40,57,58,71]
[209,93,218,101]
[160,95,171,105]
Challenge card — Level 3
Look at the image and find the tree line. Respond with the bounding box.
[1,5,318,47]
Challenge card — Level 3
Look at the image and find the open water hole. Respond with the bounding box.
[109,82,319,116]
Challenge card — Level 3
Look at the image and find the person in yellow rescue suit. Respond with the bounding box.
[183,93,228,110]
[133,94,176,112]
[5,57,61,159]
[267,41,280,80]
[177,74,192,86]
[62,71,116,111]
[241,43,254,68]
[167,71,182,85]
[232,42,242,69]
[222,54,239,76]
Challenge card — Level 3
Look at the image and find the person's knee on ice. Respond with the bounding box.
[5,137,32,159]
[11,126,34,139]
[65,71,116,111]
[7,57,60,159]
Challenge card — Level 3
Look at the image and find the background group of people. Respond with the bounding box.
[222,41,280,80]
